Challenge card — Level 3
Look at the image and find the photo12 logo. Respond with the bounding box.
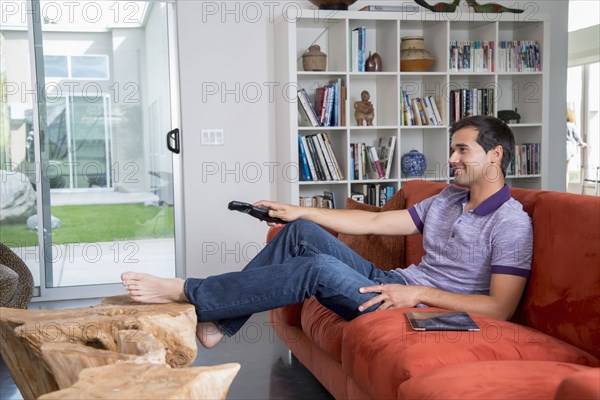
[1,1,146,25]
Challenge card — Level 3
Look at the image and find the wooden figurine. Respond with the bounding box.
[354,90,375,126]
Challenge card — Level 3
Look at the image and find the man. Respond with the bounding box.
[122,115,533,349]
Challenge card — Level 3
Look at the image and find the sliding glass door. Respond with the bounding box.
[0,0,184,300]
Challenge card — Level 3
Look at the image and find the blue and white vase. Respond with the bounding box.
[401,149,427,177]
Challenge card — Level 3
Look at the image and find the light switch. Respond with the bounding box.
[201,129,224,146]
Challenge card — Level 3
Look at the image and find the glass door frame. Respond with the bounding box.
[26,0,185,301]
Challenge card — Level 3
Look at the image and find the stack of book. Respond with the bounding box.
[449,88,495,122]
[507,143,540,176]
[299,191,336,208]
[351,184,396,206]
[351,27,367,72]
[298,133,344,181]
[497,41,542,72]
[297,80,346,128]
[350,136,396,180]
[401,91,444,126]
[449,41,495,73]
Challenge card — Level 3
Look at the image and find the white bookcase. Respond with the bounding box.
[274,10,547,207]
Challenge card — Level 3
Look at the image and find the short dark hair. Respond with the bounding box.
[450,116,515,177]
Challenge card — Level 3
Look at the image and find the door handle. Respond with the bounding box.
[167,128,180,154]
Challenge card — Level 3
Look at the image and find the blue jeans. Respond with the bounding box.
[183,219,406,336]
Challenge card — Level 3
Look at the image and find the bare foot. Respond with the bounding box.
[121,272,186,303]
[196,321,224,349]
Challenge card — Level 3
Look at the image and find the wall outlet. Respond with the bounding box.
[201,129,224,146]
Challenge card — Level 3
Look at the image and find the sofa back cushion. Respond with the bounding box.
[402,181,448,267]
[337,190,406,271]
[513,192,600,359]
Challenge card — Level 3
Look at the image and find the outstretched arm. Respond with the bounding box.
[255,200,420,237]
[358,274,527,320]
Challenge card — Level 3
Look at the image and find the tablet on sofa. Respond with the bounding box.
[405,311,480,331]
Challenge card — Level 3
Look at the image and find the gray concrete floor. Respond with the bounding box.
[0,299,333,400]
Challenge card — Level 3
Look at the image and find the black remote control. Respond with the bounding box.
[228,201,287,224]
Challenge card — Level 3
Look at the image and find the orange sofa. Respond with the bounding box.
[267,180,600,399]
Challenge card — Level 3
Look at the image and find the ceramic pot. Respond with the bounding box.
[365,52,382,72]
[401,149,427,177]
[308,0,357,10]
[302,45,327,71]
[400,36,435,72]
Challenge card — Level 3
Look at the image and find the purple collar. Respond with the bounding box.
[456,184,511,216]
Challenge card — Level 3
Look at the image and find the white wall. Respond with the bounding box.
[176,1,281,278]
[176,0,569,278]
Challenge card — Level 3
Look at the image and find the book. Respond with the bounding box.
[321,132,344,180]
[367,146,385,179]
[351,192,365,203]
[421,97,437,126]
[415,98,428,125]
[377,136,396,179]
[311,134,332,180]
[300,135,317,181]
[300,191,337,208]
[340,85,347,127]
[358,27,366,72]
[402,90,414,126]
[297,89,320,127]
[306,136,325,180]
[333,79,341,127]
[410,98,422,126]
[323,190,336,209]
[298,136,312,181]
[314,87,327,125]
[428,96,443,126]
[352,28,360,72]
[316,133,340,180]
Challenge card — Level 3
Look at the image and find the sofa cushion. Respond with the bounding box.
[509,187,546,218]
[301,297,346,361]
[398,361,593,400]
[555,368,600,400]
[337,190,406,271]
[516,192,600,360]
[341,308,600,400]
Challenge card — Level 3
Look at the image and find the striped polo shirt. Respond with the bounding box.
[393,184,533,295]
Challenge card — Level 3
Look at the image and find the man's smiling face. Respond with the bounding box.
[449,127,499,187]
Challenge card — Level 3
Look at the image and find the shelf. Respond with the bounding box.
[275,14,547,207]
[300,181,348,185]
[400,177,449,182]
[350,125,398,130]
[298,126,347,131]
[508,123,542,128]
[348,72,398,77]
[400,72,448,77]
[298,71,347,76]
[497,72,543,76]
[351,179,397,184]
[506,174,542,179]
[400,125,447,130]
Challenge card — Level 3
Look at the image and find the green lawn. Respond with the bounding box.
[0,203,174,248]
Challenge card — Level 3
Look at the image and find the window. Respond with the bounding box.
[567,62,600,192]
[44,54,109,79]
[71,55,110,79]
[44,55,68,78]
